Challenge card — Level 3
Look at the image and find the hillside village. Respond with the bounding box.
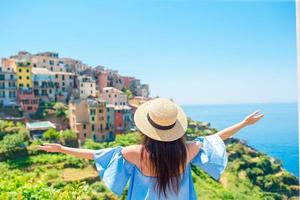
[0,51,151,144]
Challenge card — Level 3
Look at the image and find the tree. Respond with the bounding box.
[60,130,78,147]
[0,127,29,159]
[122,88,133,100]
[43,128,60,142]
[54,103,68,118]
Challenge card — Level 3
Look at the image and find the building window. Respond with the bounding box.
[18,76,22,80]
[26,69,29,73]
[91,116,94,121]
[92,124,95,131]
[27,84,30,87]
[18,69,22,72]
[90,84,93,87]
[100,124,103,132]
[83,124,86,129]
[99,109,102,113]
[90,109,96,115]
[115,94,117,98]
[26,76,30,80]
[83,133,86,137]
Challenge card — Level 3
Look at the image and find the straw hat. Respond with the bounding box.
[134,97,188,142]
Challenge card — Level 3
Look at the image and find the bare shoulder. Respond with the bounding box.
[121,145,143,164]
[186,141,202,162]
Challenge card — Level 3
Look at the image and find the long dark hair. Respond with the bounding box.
[140,134,187,197]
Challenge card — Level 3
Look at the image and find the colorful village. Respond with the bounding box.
[0,51,151,145]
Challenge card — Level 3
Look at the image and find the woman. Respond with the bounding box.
[39,98,264,199]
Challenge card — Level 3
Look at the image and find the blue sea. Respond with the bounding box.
[183,102,299,178]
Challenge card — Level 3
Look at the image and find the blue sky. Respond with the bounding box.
[0,0,298,105]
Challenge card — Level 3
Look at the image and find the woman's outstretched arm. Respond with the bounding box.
[38,144,95,160]
[217,111,264,140]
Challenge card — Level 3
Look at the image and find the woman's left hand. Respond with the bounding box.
[242,111,264,126]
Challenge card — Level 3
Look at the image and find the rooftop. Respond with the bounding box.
[26,121,56,131]
[32,67,55,75]
[102,87,123,94]
[114,105,131,110]
[54,71,75,76]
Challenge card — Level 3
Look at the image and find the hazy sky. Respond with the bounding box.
[0,0,298,105]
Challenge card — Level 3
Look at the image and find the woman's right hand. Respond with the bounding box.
[38,143,63,153]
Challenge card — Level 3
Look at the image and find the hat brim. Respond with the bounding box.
[134,100,188,142]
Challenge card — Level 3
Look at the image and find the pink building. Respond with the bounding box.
[121,76,135,89]
[98,70,108,91]
[100,87,128,106]
[18,89,39,113]
[114,105,132,133]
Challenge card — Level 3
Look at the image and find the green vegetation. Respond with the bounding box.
[0,119,298,199]
[31,102,68,119]
[122,88,133,100]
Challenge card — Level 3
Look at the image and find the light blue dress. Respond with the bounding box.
[93,134,228,200]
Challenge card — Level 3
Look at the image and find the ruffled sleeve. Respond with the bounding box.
[191,134,228,180]
[93,146,134,196]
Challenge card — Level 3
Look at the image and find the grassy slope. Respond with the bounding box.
[0,132,299,200]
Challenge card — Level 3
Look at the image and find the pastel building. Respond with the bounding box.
[32,68,56,102]
[15,60,33,89]
[122,76,135,89]
[1,58,15,73]
[31,52,90,74]
[97,69,125,91]
[31,52,65,72]
[114,105,132,133]
[77,75,97,99]
[69,98,112,143]
[61,57,90,74]
[106,104,115,141]
[100,87,128,106]
[0,68,17,106]
[54,71,75,102]
[98,70,109,91]
[18,89,39,113]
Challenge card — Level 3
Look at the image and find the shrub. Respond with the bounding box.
[0,129,29,160]
[43,128,60,142]
[60,130,78,147]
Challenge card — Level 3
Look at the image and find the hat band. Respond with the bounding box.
[147,113,176,130]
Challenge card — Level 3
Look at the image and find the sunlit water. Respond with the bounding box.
[183,102,299,178]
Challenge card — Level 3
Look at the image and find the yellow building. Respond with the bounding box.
[15,60,33,89]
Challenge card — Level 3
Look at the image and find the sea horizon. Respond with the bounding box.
[181,101,298,107]
[182,102,299,178]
